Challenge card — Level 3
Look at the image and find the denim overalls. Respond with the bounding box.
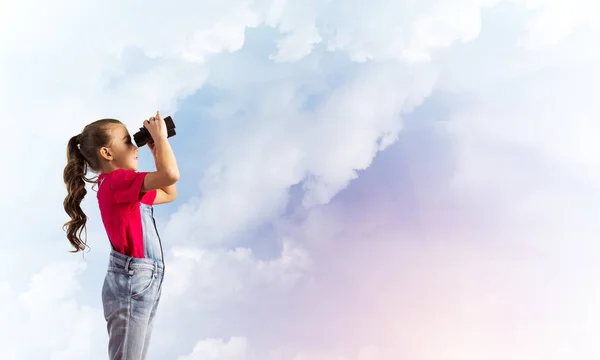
[101,202,165,360]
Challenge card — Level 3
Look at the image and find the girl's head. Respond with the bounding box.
[63,119,140,252]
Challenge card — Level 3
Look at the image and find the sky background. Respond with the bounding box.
[1,0,600,359]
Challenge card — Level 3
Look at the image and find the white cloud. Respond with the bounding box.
[0,261,105,360]
[268,0,323,62]
[164,63,437,245]
[515,0,599,48]
[178,337,248,360]
[266,344,381,360]
[162,238,311,309]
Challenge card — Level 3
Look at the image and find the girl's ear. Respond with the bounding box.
[99,147,113,161]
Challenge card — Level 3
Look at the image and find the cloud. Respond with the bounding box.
[258,126,600,360]
[178,337,248,360]
[162,237,311,308]
[177,338,381,360]
[163,63,437,246]
[0,261,106,360]
[515,0,599,48]
[158,0,600,250]
[280,345,380,360]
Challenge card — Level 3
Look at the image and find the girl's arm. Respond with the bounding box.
[146,139,178,204]
[141,112,180,192]
[154,184,177,204]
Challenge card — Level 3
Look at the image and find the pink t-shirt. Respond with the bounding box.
[97,169,157,258]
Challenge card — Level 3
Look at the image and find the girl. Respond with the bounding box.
[62,111,180,360]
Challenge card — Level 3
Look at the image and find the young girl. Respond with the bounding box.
[62,111,180,360]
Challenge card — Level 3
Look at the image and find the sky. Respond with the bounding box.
[1,0,599,359]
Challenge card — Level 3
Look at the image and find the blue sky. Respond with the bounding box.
[1,0,600,359]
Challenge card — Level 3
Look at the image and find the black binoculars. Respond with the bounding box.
[133,116,176,147]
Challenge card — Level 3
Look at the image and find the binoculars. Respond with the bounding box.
[133,116,176,147]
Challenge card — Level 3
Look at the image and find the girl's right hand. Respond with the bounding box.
[143,111,168,141]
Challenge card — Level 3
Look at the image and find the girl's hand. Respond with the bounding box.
[143,111,168,141]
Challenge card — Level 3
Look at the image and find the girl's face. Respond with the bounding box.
[105,123,139,171]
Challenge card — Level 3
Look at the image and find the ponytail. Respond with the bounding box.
[62,118,122,253]
[62,134,90,252]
